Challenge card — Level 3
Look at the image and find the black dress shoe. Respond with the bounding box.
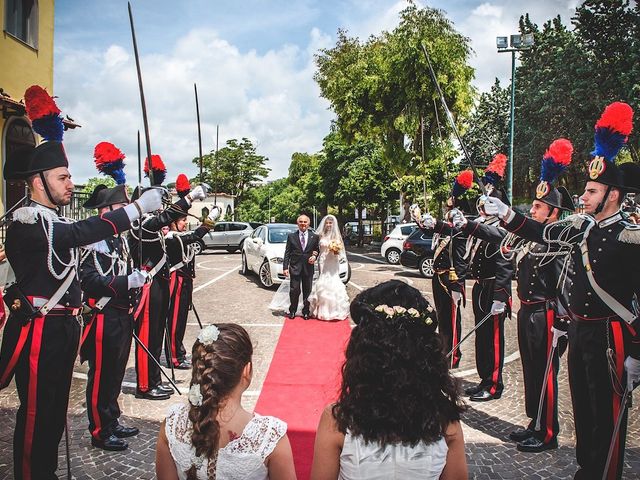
[516,436,558,453]
[286,311,296,319]
[469,389,501,402]
[509,427,534,442]
[464,384,484,396]
[174,359,191,370]
[113,424,139,438]
[92,434,128,451]
[157,384,175,395]
[135,387,170,400]
[303,314,309,320]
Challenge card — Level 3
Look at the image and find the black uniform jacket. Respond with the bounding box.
[503,210,640,355]
[80,235,135,311]
[5,202,132,309]
[165,225,211,278]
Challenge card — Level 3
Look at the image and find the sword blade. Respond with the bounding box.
[131,330,181,394]
[447,311,493,359]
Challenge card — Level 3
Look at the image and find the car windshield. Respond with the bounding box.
[268,226,298,243]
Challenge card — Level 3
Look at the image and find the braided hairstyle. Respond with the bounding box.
[186,324,253,480]
[333,280,466,447]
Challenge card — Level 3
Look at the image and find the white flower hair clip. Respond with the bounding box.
[374,304,434,325]
[197,325,220,345]
[189,384,203,407]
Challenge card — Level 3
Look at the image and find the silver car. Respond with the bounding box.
[199,221,255,253]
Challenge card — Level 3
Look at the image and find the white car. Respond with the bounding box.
[381,222,418,264]
[241,223,351,288]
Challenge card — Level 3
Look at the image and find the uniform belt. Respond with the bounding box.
[435,269,449,275]
[30,298,80,316]
[519,298,551,305]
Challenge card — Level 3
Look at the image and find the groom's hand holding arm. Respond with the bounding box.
[309,250,318,265]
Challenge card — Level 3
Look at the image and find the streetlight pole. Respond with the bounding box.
[497,33,534,203]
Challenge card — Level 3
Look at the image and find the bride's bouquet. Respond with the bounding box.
[328,240,342,255]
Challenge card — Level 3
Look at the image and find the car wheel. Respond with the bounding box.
[191,240,204,255]
[240,252,248,275]
[342,264,352,284]
[259,261,274,288]
[385,248,401,265]
[419,257,435,278]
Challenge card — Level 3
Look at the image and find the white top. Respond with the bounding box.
[165,403,287,480]
[339,432,448,480]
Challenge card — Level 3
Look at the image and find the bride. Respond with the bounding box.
[269,215,350,321]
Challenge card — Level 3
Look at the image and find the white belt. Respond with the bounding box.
[31,297,80,314]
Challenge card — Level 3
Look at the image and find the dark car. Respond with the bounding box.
[400,228,435,278]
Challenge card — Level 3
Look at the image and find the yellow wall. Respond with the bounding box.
[0,0,55,213]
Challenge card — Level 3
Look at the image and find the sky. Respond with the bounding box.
[53,0,581,184]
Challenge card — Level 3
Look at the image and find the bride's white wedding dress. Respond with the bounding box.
[308,239,350,320]
[269,239,350,320]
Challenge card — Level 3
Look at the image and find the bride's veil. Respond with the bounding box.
[316,214,344,245]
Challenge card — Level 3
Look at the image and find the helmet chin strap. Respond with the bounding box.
[38,172,58,207]
[594,185,612,215]
[541,207,557,225]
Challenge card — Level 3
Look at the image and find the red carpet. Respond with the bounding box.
[255,317,352,480]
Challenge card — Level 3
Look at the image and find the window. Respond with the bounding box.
[228,223,247,231]
[5,0,38,48]
[213,223,226,232]
[400,225,416,236]
[258,228,266,242]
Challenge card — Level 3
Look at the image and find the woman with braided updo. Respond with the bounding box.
[310,280,468,480]
[156,324,296,480]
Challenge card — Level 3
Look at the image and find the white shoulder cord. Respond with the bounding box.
[40,213,77,280]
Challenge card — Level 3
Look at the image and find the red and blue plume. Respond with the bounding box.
[144,154,167,185]
[451,170,474,197]
[24,85,64,142]
[540,138,573,184]
[94,142,126,185]
[176,174,190,197]
[482,153,507,185]
[592,102,633,162]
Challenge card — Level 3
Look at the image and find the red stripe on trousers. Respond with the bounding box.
[79,313,97,348]
[91,314,104,439]
[544,308,555,443]
[22,315,44,480]
[451,301,459,366]
[0,321,32,388]
[170,276,183,366]
[135,283,151,391]
[489,315,500,395]
[607,322,625,480]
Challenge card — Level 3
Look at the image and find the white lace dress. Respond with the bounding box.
[164,403,287,480]
[308,239,350,320]
[339,432,448,480]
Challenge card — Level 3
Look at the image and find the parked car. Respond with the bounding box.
[199,221,254,253]
[381,222,417,264]
[400,228,435,278]
[343,222,373,245]
[241,223,351,288]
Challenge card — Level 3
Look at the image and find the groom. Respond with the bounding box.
[283,214,319,319]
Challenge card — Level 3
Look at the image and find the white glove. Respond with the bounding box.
[420,213,436,229]
[451,210,467,228]
[625,356,640,390]
[452,291,463,305]
[208,205,222,222]
[482,196,510,219]
[490,300,506,315]
[189,185,206,202]
[551,326,568,348]
[124,188,164,221]
[127,269,148,289]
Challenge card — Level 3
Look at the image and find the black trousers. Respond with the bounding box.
[569,318,628,480]
[289,272,313,315]
[168,273,193,366]
[83,308,133,440]
[0,312,80,480]
[517,303,566,443]
[135,276,170,391]
[472,279,506,395]
[433,273,464,368]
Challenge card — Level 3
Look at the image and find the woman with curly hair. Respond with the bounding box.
[310,280,467,480]
[155,324,296,480]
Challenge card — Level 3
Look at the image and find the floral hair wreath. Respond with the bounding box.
[374,304,435,326]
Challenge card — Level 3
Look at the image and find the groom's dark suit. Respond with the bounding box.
[283,229,320,317]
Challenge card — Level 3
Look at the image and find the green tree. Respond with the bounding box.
[195,138,270,210]
[82,176,116,195]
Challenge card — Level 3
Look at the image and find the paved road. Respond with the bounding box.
[0,247,638,479]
